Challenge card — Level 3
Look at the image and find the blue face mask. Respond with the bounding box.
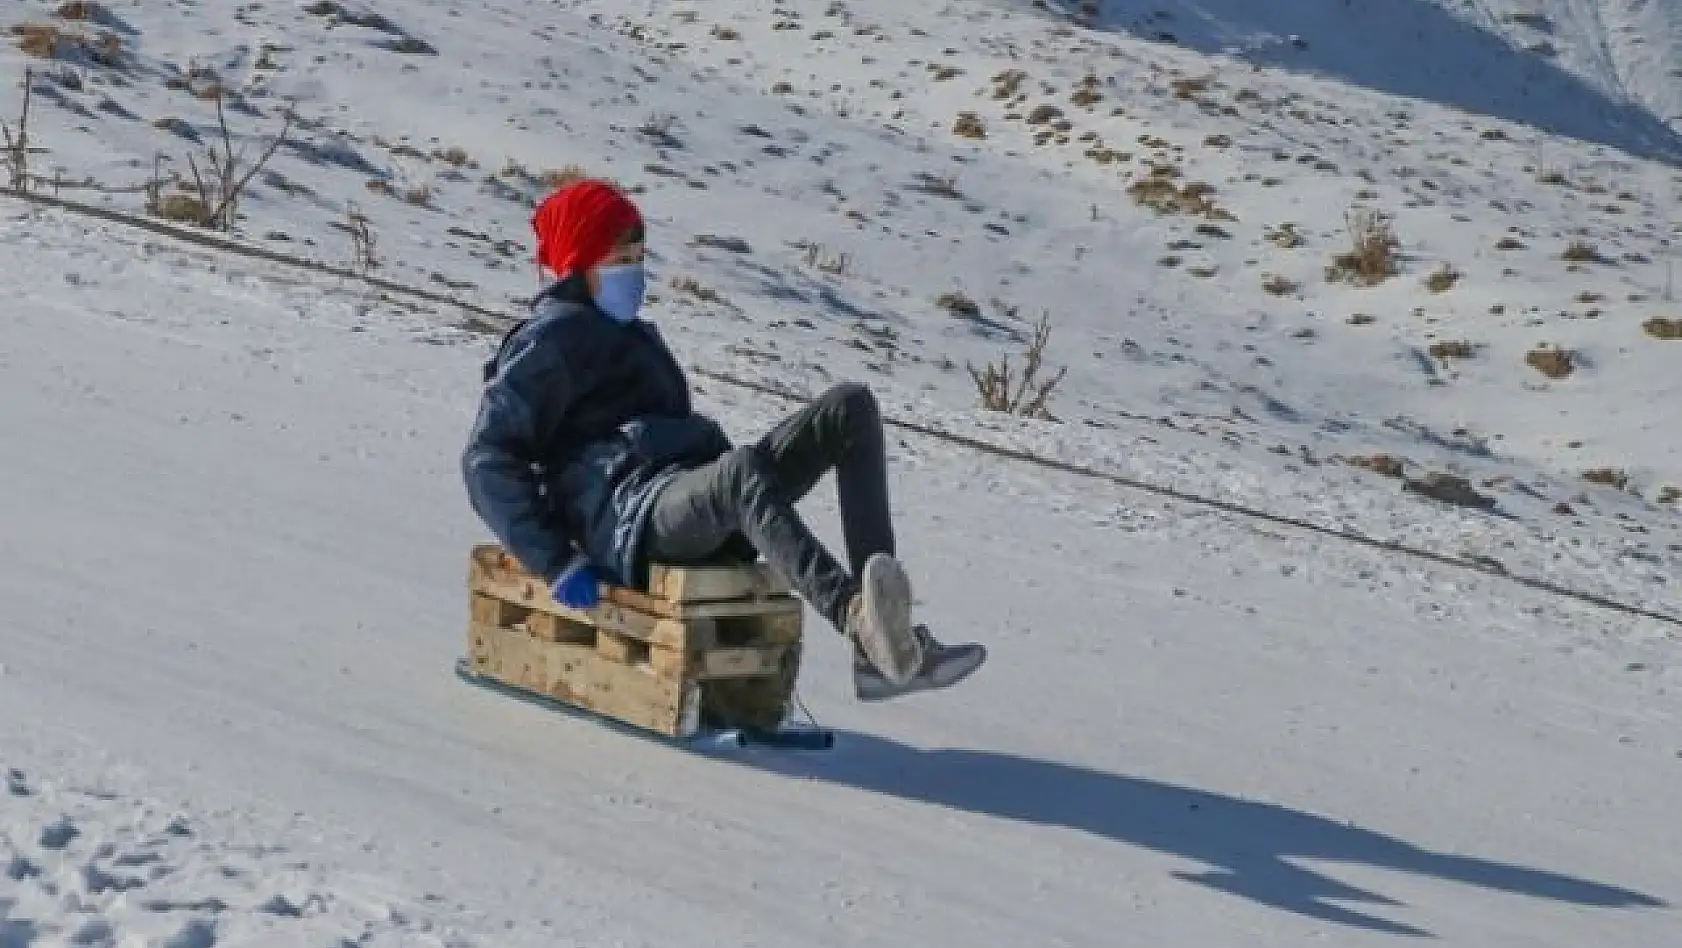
[592,262,646,323]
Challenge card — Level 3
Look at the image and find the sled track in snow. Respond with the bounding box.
[5,186,1680,631]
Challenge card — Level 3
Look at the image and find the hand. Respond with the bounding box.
[550,557,600,609]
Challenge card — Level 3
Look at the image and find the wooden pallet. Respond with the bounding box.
[464,543,804,737]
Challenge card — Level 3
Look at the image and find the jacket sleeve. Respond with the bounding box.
[461,327,575,582]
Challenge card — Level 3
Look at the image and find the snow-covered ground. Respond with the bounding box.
[4,0,1681,945]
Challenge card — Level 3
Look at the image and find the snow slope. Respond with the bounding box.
[3,0,1682,944]
[4,203,1679,946]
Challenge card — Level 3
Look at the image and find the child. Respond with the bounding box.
[462,179,984,700]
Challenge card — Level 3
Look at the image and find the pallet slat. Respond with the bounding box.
[696,647,786,680]
[468,553,714,650]
[647,562,790,603]
[469,620,698,737]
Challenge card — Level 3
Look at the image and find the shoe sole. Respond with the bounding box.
[856,643,986,702]
[856,554,919,686]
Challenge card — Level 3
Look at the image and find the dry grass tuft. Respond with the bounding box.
[539,165,590,189]
[1581,467,1629,491]
[1342,454,1405,478]
[952,111,985,139]
[1561,240,1603,263]
[1424,263,1461,293]
[1261,274,1298,296]
[151,192,210,224]
[1641,317,1682,340]
[11,21,123,65]
[1326,206,1399,286]
[1525,345,1573,378]
[967,311,1068,421]
[1428,340,1478,360]
[936,291,980,319]
[1126,167,1233,220]
[55,1,106,21]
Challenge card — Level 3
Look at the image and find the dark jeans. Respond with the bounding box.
[640,383,895,631]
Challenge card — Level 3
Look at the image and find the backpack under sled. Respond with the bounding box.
[457,543,833,749]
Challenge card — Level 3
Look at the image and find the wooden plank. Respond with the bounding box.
[596,629,638,664]
[469,552,713,650]
[648,644,687,682]
[695,646,786,680]
[469,591,527,627]
[647,562,790,602]
[605,584,802,621]
[470,619,549,693]
[526,611,595,645]
[468,620,694,736]
[714,610,803,646]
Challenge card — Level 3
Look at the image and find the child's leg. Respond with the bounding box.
[641,447,859,631]
[753,382,895,576]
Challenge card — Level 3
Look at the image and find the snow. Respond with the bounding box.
[3,0,1682,944]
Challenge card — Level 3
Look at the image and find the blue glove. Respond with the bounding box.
[550,556,600,609]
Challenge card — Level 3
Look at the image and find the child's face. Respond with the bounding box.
[585,240,645,294]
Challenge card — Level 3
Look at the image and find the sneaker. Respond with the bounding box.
[854,625,986,702]
[844,553,920,686]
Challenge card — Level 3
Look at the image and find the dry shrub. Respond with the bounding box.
[1428,340,1478,360]
[3,67,33,191]
[1525,345,1573,378]
[1261,274,1298,296]
[936,291,980,319]
[1265,222,1303,248]
[11,21,122,65]
[1582,467,1629,491]
[1326,206,1399,286]
[152,91,295,230]
[1424,263,1461,293]
[967,311,1067,421]
[952,111,985,139]
[1657,485,1681,505]
[540,165,590,188]
[670,275,726,305]
[55,1,105,20]
[1641,317,1682,339]
[991,69,1027,100]
[13,24,65,58]
[1343,454,1405,478]
[1495,235,1525,250]
[151,192,210,224]
[1126,168,1233,220]
[1561,240,1602,263]
[1170,75,1212,99]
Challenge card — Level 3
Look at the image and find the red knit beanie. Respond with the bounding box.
[531,179,643,278]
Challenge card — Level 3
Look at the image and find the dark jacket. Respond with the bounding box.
[461,276,731,587]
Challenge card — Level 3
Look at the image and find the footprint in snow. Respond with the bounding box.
[39,816,79,851]
[69,917,116,947]
[162,917,217,948]
[257,894,303,918]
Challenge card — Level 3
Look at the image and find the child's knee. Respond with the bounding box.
[823,381,878,423]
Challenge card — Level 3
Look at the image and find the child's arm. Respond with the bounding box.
[461,327,575,581]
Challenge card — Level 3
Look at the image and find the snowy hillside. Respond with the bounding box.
[4,0,1682,945]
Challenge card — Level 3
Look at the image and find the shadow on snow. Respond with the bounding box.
[1057,0,1682,166]
[739,731,1669,937]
